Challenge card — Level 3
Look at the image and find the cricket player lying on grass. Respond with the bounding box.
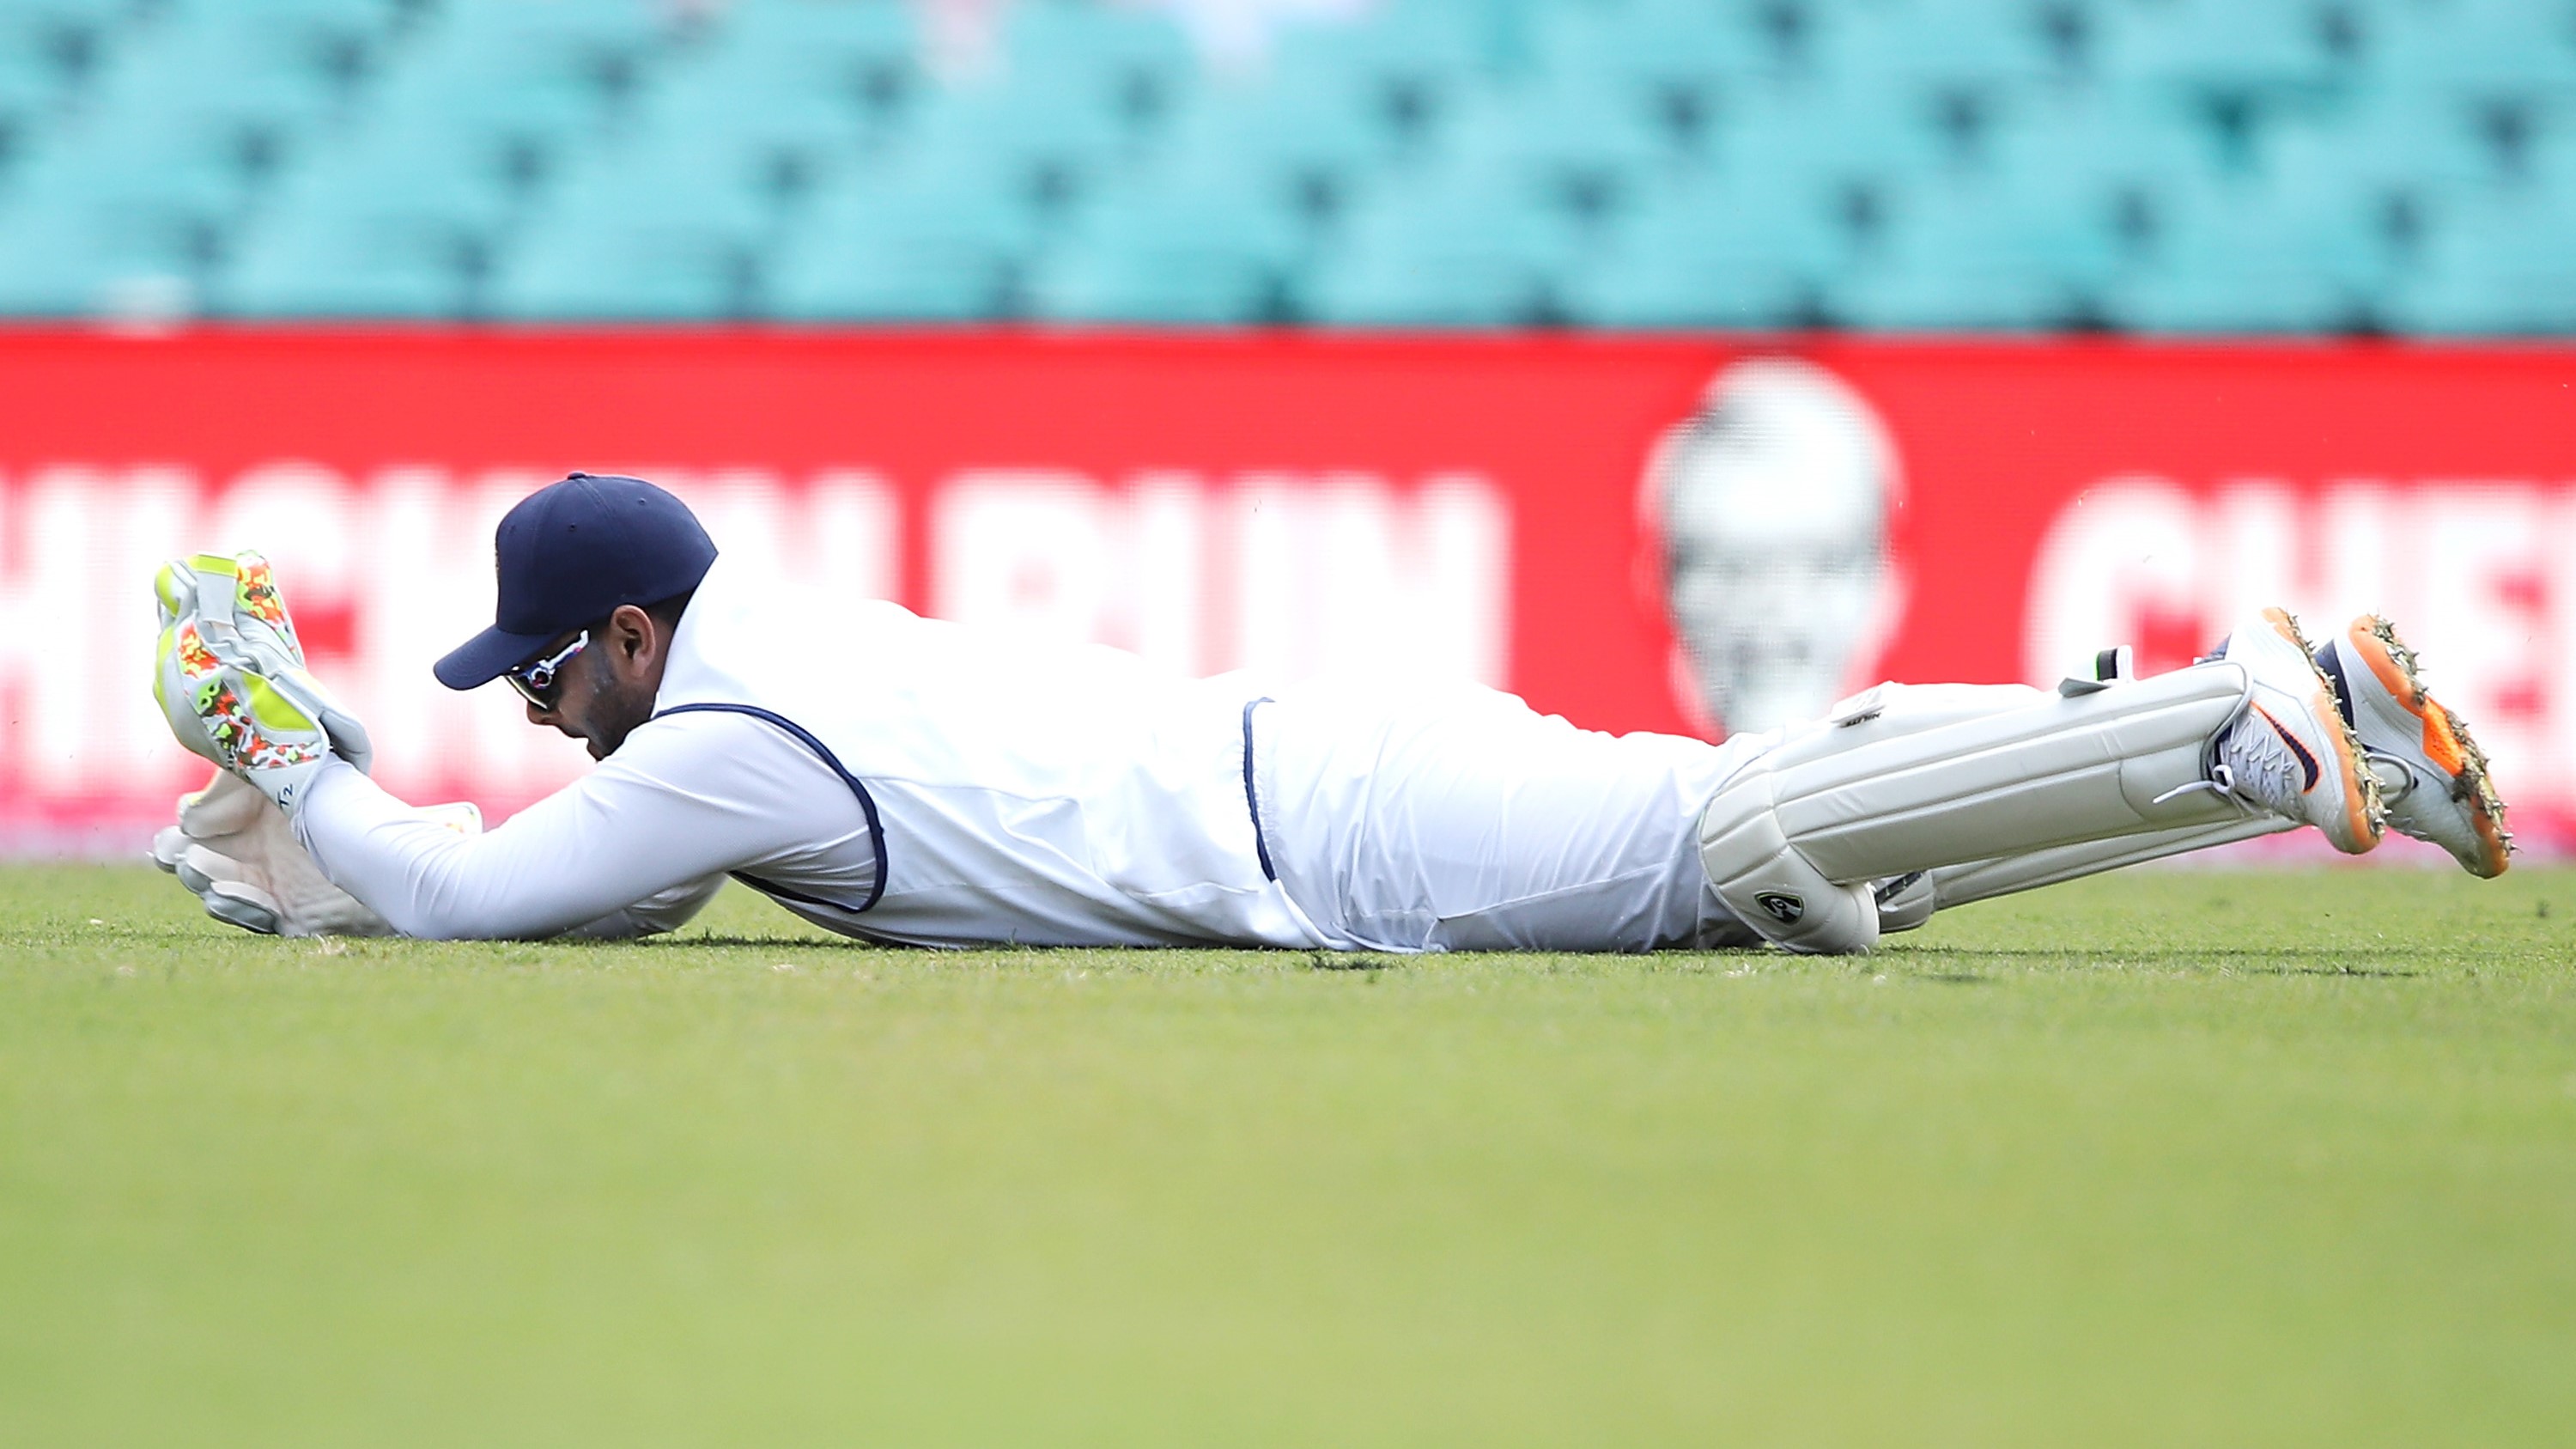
[151,474,2510,953]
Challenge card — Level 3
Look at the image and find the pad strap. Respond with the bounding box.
[1877,813,2296,933]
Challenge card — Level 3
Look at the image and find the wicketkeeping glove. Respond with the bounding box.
[150,767,482,937]
[153,551,373,815]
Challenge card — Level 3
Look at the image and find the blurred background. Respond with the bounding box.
[0,0,2567,855]
[2,0,2572,330]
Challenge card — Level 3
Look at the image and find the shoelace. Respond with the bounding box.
[2213,713,2308,814]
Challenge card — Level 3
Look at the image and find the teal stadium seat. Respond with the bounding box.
[0,0,136,153]
[1267,0,1510,79]
[2253,94,2496,307]
[0,46,243,319]
[1025,160,1307,322]
[716,0,919,59]
[1303,156,1586,324]
[1443,75,1685,210]
[0,0,146,57]
[2381,104,2576,333]
[1717,76,1953,235]
[623,46,878,203]
[2387,186,2576,332]
[2,0,137,18]
[2104,176,2397,332]
[999,0,1197,93]
[1525,0,1784,106]
[68,7,357,159]
[1833,171,2129,330]
[485,133,781,320]
[0,202,204,314]
[173,0,404,50]
[2094,0,2348,97]
[2355,0,2576,106]
[1258,0,1498,157]
[430,0,673,59]
[0,8,87,123]
[1813,0,2072,90]
[220,205,477,319]
[1558,174,1844,328]
[367,0,659,136]
[4,105,248,219]
[1975,89,2231,291]
[268,112,543,235]
[1153,71,1412,215]
[700,0,919,137]
[222,104,569,319]
[352,0,676,165]
[639,74,872,174]
[898,64,1162,215]
[1812,0,2087,174]
[489,221,758,321]
[1991,84,2227,186]
[2261,90,2499,196]
[766,156,1042,320]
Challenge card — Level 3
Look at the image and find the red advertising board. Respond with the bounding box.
[3,326,2568,859]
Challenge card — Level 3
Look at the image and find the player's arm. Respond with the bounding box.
[153,767,486,938]
[556,875,728,941]
[154,550,859,941]
[291,709,866,941]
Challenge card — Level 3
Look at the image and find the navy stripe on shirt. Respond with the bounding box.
[652,702,888,913]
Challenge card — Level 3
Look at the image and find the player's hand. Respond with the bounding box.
[153,551,374,813]
[150,769,482,937]
[152,769,387,935]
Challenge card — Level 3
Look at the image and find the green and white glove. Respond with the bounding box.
[153,551,373,815]
[151,768,482,937]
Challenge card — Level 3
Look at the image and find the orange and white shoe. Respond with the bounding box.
[2213,607,2384,854]
[2317,614,2512,878]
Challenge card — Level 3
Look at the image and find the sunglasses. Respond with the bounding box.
[504,630,589,709]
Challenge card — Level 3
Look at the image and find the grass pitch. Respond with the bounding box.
[1,864,2570,1447]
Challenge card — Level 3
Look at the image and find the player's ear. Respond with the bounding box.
[605,603,659,672]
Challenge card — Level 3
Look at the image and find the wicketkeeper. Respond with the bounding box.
[153,474,2510,950]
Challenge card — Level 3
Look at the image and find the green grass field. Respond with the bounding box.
[2,862,2570,1446]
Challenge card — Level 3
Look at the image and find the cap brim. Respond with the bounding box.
[434,624,561,691]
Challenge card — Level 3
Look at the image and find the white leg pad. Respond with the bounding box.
[1699,664,2258,953]
[1876,813,2296,933]
[1926,814,2293,911]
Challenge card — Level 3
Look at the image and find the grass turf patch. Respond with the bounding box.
[1,863,2571,1446]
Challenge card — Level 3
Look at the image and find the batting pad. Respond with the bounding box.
[1930,813,2293,912]
[1698,664,2256,953]
[1874,813,2297,934]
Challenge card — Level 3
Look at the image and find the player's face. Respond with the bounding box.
[519,630,604,753]
[520,606,662,759]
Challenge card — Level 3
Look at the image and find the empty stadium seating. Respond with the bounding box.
[0,0,2570,334]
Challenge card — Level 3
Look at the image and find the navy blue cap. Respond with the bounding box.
[434,472,718,690]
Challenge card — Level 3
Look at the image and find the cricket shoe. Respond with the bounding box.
[2208,607,2383,855]
[2316,614,2512,877]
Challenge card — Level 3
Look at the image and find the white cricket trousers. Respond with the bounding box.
[1248,679,1771,953]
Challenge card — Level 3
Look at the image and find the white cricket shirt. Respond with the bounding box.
[295,707,880,941]
[295,551,1321,947]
